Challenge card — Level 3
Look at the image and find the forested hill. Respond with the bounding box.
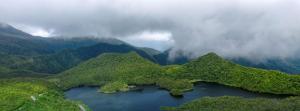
[184,53,300,95]
[53,52,300,96]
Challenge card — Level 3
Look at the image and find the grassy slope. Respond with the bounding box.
[0,78,90,111]
[162,96,300,111]
[184,53,300,95]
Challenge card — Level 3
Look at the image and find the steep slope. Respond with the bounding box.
[0,33,52,56]
[184,53,300,95]
[0,24,95,56]
[0,23,56,56]
[51,52,162,89]
[0,23,32,37]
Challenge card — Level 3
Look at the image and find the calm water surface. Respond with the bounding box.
[65,82,283,111]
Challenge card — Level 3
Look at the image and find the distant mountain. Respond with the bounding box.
[0,23,128,56]
[139,47,161,56]
[231,58,300,74]
[0,23,162,75]
[153,49,189,65]
[0,23,32,37]
[0,29,52,55]
[0,24,190,75]
[13,42,158,74]
[4,22,300,79]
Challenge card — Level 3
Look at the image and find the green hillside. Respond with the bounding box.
[51,52,162,89]
[1,52,300,111]
[0,78,90,111]
[162,96,300,111]
[51,52,300,96]
[184,53,300,95]
[51,52,193,96]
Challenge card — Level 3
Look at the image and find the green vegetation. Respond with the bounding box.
[0,42,161,75]
[53,52,300,97]
[0,78,90,111]
[156,78,193,96]
[99,81,130,93]
[52,52,162,90]
[184,53,300,95]
[162,96,300,111]
[232,57,300,74]
[3,51,299,111]
[3,23,298,111]
[52,52,194,96]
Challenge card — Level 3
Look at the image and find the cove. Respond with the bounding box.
[65,82,284,111]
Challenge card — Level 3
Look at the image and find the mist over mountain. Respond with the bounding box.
[1,0,300,61]
[0,24,191,77]
[1,1,300,111]
[2,23,300,75]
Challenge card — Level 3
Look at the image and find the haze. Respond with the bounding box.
[1,0,300,61]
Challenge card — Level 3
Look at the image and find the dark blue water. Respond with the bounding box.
[65,82,282,111]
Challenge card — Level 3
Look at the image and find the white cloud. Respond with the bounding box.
[1,0,300,60]
[31,29,51,37]
[119,31,174,51]
[12,24,53,37]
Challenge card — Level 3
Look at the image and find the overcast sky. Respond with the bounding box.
[1,0,300,61]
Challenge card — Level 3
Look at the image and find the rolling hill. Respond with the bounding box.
[51,52,162,89]
[51,52,300,96]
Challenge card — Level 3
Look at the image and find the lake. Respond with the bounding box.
[65,82,284,111]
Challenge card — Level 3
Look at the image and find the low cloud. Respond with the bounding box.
[119,31,174,51]
[1,0,300,61]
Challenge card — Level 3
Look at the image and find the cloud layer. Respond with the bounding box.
[1,0,300,61]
